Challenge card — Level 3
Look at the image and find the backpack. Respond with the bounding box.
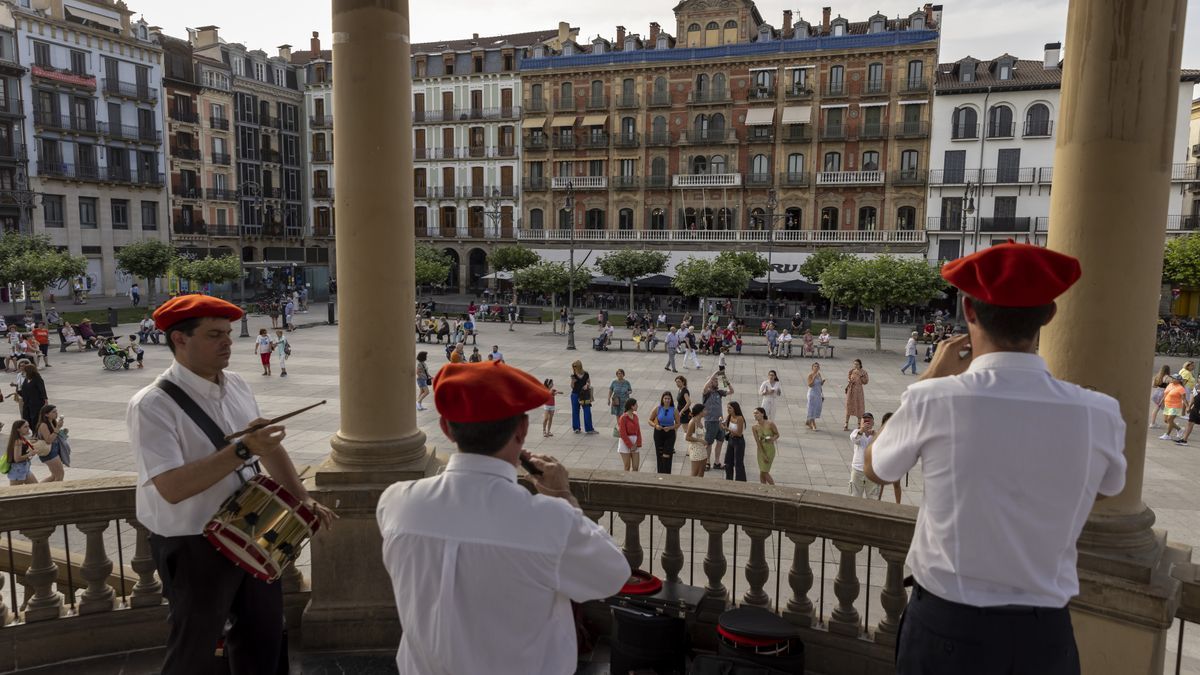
[0,450,9,475]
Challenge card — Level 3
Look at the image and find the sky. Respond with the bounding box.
[139,0,1200,73]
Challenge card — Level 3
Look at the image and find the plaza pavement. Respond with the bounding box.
[11,313,1200,672]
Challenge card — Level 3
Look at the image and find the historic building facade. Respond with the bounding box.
[924,44,1199,266]
[0,7,29,236]
[513,1,940,280]
[16,0,168,296]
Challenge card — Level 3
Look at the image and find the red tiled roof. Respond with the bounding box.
[411,28,562,55]
[290,49,331,65]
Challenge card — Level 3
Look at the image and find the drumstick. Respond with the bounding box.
[224,400,327,441]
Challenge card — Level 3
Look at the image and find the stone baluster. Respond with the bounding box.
[0,569,9,626]
[77,521,115,614]
[828,540,863,636]
[583,509,605,525]
[21,526,64,621]
[659,517,686,583]
[619,512,645,571]
[698,520,730,621]
[783,532,816,627]
[741,527,771,608]
[128,519,162,608]
[875,548,908,646]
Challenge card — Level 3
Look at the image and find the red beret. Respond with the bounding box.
[433,361,549,423]
[153,295,244,330]
[942,242,1081,308]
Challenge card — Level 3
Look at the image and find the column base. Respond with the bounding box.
[301,448,446,652]
[1071,537,1191,675]
[1078,507,1162,584]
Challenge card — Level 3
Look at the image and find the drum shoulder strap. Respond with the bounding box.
[153,378,229,451]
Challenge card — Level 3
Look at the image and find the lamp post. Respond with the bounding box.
[564,180,576,350]
[9,165,36,312]
[766,189,778,310]
[239,180,264,338]
[956,181,976,322]
[483,187,502,238]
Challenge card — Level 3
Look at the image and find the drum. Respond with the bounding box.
[203,474,320,582]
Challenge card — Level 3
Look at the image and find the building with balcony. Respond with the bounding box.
[925,44,1200,267]
[411,25,568,291]
[289,31,335,294]
[192,27,313,295]
[0,11,29,235]
[158,31,239,262]
[516,1,940,279]
[17,0,168,296]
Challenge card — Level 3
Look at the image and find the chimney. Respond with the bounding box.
[649,22,661,45]
[472,33,479,40]
[278,44,292,61]
[782,10,793,35]
[558,21,571,45]
[310,31,320,53]
[822,7,831,32]
[924,2,934,24]
[194,25,220,48]
[616,25,626,48]
[1043,42,1061,69]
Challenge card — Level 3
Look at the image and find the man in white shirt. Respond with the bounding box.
[377,361,629,675]
[847,413,879,498]
[865,243,1126,674]
[901,331,918,374]
[127,295,334,675]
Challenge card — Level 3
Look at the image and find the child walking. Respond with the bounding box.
[542,378,559,437]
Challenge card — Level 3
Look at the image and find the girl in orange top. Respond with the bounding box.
[1161,375,1188,440]
[617,398,641,472]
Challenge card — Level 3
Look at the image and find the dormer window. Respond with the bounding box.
[794,21,810,38]
[624,36,638,51]
[563,42,575,56]
[831,18,848,36]
[592,40,606,55]
[961,64,975,82]
[657,35,670,49]
[869,15,886,33]
[532,45,545,58]
[996,58,1015,80]
[758,25,772,42]
[910,12,926,30]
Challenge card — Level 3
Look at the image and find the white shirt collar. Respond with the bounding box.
[168,360,226,401]
[444,452,518,483]
[965,351,1049,374]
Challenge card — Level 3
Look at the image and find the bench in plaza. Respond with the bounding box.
[57,323,115,352]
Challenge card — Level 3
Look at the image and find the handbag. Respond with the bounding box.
[25,438,50,457]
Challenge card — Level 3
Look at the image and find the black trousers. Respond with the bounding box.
[897,582,1079,675]
[149,534,285,675]
[653,429,677,474]
[723,436,747,481]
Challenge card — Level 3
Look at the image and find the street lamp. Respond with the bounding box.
[238,180,265,338]
[483,187,502,238]
[564,180,576,350]
[957,181,976,322]
[766,189,778,310]
[8,165,36,312]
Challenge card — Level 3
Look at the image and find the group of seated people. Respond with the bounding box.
[416,313,475,344]
[764,325,832,358]
[59,320,103,351]
[4,324,48,372]
[137,314,164,344]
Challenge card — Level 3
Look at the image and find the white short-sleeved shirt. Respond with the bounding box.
[871,351,1127,608]
[378,453,630,675]
[127,361,262,537]
[905,337,918,357]
[849,429,871,471]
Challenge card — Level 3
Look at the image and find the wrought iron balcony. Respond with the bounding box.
[312,149,333,162]
[745,173,774,187]
[34,110,102,135]
[313,187,334,200]
[579,134,609,149]
[899,75,928,93]
[1023,121,1053,138]
[981,167,1036,184]
[928,168,980,185]
[103,78,157,102]
[615,94,639,109]
[784,83,814,100]
[646,131,673,146]
[170,184,203,199]
[925,216,972,231]
[169,108,199,124]
[746,128,775,143]
[862,79,889,96]
[586,95,608,111]
[645,175,670,189]
[825,82,848,98]
[552,135,577,150]
[778,171,810,187]
[310,115,333,128]
[170,146,201,161]
[687,89,731,105]
[820,125,846,141]
[682,129,735,144]
[782,127,812,143]
[748,85,776,101]
[522,177,549,191]
[893,121,930,139]
[1171,163,1199,182]
[648,92,672,107]
[859,123,887,140]
[612,175,640,190]
[891,169,928,185]
[951,124,978,140]
[614,132,640,148]
[978,216,1033,232]
[524,134,548,150]
[206,188,238,201]
[210,117,230,131]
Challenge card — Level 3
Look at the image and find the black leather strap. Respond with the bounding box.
[154,378,258,480]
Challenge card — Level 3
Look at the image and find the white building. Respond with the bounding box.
[16,0,168,296]
[291,31,335,291]
[925,43,1199,264]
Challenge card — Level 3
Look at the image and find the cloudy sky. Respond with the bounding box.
[142,0,1199,73]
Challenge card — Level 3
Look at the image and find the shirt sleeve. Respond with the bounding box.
[1097,406,1128,497]
[128,392,187,485]
[556,508,631,602]
[870,389,925,482]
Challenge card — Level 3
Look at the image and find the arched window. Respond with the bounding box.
[653,76,668,99]
[559,82,572,105]
[987,105,1014,138]
[621,78,635,98]
[906,60,924,89]
[952,107,978,139]
[590,80,604,106]
[710,113,725,130]
[695,73,709,96]
[691,156,708,174]
[787,153,805,175]
[867,62,884,92]
[618,208,634,230]
[585,208,605,230]
[900,149,919,174]
[820,206,839,230]
[694,114,709,140]
[557,206,571,229]
[784,207,802,230]
[896,206,917,230]
[861,151,880,171]
[529,208,543,230]
[751,153,769,176]
[717,208,733,229]
[723,20,737,43]
[650,209,667,230]
[712,72,727,96]
[750,207,766,229]
[687,22,702,47]
[684,207,698,229]
[710,155,727,173]
[823,151,841,172]
[1024,103,1051,137]
[858,206,878,230]
[754,70,772,88]
[651,157,667,177]
[829,65,845,95]
[621,116,636,136]
[705,21,720,45]
[652,115,667,143]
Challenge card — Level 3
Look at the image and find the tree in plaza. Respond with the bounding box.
[672,256,753,304]
[414,245,453,290]
[596,249,669,312]
[798,249,853,326]
[1,248,87,325]
[115,240,175,303]
[1163,234,1200,289]
[173,255,243,292]
[489,245,541,301]
[715,250,770,302]
[818,255,946,351]
[512,261,592,323]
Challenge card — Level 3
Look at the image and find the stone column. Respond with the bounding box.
[302,0,442,651]
[1039,0,1189,670]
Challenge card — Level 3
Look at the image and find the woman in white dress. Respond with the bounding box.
[759,369,782,420]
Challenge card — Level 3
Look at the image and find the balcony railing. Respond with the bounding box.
[313,187,334,200]
[745,173,773,187]
[687,89,731,104]
[0,143,26,161]
[815,170,883,185]
[1171,163,1199,182]
[517,227,926,244]
[783,127,813,143]
[862,79,890,95]
[614,132,640,148]
[310,115,333,128]
[553,95,576,112]
[170,146,201,161]
[107,124,162,144]
[646,131,673,146]
[615,94,639,109]
[682,129,735,144]
[1023,121,1054,137]
[522,177,549,191]
[986,123,1015,139]
[893,121,930,138]
[312,149,333,162]
[779,171,810,187]
[168,108,199,124]
[951,124,979,140]
[859,123,887,140]
[210,117,230,131]
[170,184,202,199]
[899,75,928,93]
[928,168,980,185]
[33,110,101,134]
[1038,167,1054,183]
[982,167,1037,184]
[422,107,522,123]
[1168,215,1200,231]
[261,149,281,163]
[746,129,775,143]
[586,95,608,110]
[646,175,670,189]
[825,82,848,97]
[103,78,157,102]
[820,125,846,141]
[978,217,1033,232]
[525,98,548,113]
[672,173,741,188]
[206,188,238,201]
[748,85,776,101]
[552,135,577,150]
[524,134,548,150]
[0,96,21,117]
[552,176,607,190]
[648,92,672,107]
[891,169,928,185]
[611,175,640,190]
[784,83,814,99]
[925,216,973,232]
[579,134,609,149]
